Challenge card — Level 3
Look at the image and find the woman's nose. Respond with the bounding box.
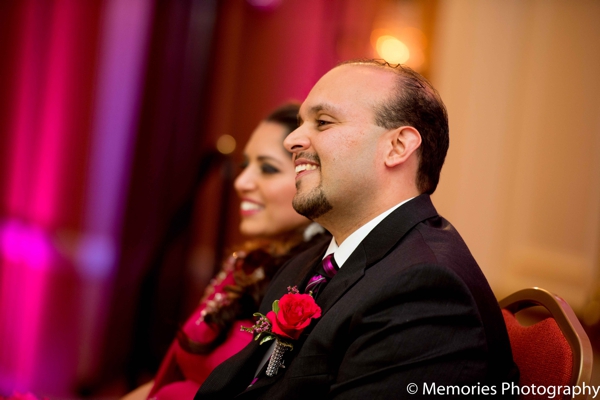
[234,166,256,193]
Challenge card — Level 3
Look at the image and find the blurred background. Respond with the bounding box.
[0,0,599,398]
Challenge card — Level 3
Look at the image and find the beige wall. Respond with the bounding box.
[429,0,600,310]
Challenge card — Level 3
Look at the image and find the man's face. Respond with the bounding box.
[284,65,395,221]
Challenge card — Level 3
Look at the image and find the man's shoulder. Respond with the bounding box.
[382,212,492,300]
[411,214,478,268]
[369,197,477,271]
[380,210,514,376]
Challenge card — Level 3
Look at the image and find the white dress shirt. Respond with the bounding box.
[323,197,415,266]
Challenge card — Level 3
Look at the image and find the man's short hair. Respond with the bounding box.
[339,59,449,195]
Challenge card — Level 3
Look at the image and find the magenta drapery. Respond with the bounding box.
[0,0,383,396]
[0,0,154,396]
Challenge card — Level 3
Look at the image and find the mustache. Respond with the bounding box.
[295,151,321,165]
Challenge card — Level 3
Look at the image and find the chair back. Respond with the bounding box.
[499,287,593,400]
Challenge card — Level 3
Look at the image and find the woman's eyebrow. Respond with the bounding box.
[256,155,283,165]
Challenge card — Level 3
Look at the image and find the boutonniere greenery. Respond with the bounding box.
[242,286,321,376]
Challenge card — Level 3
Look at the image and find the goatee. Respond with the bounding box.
[292,185,333,220]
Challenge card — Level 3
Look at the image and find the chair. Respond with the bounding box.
[499,287,593,400]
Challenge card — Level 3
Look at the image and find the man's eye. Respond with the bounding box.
[317,120,331,127]
[261,164,280,174]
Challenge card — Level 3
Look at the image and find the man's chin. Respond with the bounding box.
[292,190,333,220]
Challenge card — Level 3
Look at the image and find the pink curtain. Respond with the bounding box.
[0,0,154,396]
[0,0,382,397]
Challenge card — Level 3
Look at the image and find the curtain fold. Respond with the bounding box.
[0,0,155,396]
[0,0,382,397]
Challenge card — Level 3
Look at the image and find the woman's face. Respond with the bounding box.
[234,121,310,239]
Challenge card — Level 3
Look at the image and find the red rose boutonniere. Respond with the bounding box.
[242,286,321,376]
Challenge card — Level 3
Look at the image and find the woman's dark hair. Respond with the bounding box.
[177,102,307,354]
[265,102,300,137]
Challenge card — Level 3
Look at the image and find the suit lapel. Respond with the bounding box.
[258,239,329,314]
[196,339,266,399]
[316,194,438,314]
[238,196,437,395]
[239,240,329,396]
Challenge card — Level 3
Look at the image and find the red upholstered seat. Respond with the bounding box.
[502,309,572,400]
[499,287,593,400]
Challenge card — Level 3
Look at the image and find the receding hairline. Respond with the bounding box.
[335,60,438,98]
[297,61,401,126]
[331,61,401,82]
[334,60,402,77]
[328,62,401,124]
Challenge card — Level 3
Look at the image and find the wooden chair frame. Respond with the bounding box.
[499,287,593,398]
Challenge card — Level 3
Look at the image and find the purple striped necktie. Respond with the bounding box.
[304,253,339,298]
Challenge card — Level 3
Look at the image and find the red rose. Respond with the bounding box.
[266,293,321,340]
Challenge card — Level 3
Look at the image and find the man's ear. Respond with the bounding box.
[384,126,422,168]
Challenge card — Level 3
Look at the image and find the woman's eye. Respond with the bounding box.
[260,164,280,174]
[239,160,249,170]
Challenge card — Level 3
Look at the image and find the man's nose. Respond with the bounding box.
[284,125,310,153]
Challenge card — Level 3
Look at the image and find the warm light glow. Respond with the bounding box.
[406,48,425,70]
[216,134,236,154]
[370,28,391,49]
[376,35,410,64]
[401,27,427,49]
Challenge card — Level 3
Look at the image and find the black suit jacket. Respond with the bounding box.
[196,195,517,399]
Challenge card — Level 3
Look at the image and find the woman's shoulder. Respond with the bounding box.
[197,251,245,305]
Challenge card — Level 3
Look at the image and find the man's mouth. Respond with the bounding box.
[294,152,321,178]
[295,164,318,174]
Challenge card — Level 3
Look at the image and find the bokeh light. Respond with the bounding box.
[216,134,236,154]
[375,35,410,64]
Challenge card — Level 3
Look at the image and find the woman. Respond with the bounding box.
[123,103,327,400]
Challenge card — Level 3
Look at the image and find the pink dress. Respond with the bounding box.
[148,255,254,400]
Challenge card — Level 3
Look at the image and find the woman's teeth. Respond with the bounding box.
[241,201,262,211]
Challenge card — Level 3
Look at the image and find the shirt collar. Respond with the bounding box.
[324,197,415,268]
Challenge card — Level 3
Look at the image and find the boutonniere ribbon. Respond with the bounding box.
[242,286,322,376]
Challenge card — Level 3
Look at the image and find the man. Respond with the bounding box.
[195,60,517,399]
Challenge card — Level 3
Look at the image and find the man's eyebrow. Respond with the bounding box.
[298,103,340,126]
[310,103,338,115]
